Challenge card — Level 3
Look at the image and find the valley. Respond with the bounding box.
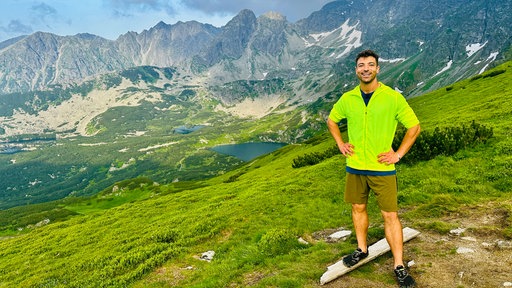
[0,66,323,209]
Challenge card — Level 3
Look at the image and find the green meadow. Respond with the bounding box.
[0,62,511,287]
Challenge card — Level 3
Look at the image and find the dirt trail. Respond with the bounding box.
[319,201,512,287]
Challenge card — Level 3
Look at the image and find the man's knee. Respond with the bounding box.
[381,210,399,223]
[352,203,367,214]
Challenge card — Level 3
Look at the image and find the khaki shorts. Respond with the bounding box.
[344,173,398,212]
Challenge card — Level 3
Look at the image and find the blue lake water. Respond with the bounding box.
[173,125,204,134]
[211,142,287,161]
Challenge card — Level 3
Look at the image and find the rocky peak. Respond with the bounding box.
[196,9,258,66]
[261,11,286,21]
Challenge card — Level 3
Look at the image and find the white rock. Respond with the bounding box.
[456,247,475,254]
[450,228,466,236]
[497,240,512,249]
[461,236,477,242]
[482,242,493,248]
[503,282,512,287]
[407,260,415,267]
[200,250,215,262]
[298,237,309,245]
[328,230,352,241]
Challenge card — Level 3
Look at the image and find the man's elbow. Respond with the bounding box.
[412,124,421,137]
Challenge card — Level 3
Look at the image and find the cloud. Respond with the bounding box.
[31,2,58,19]
[1,19,33,34]
[181,0,332,22]
[103,0,331,22]
[29,2,66,31]
[106,0,178,16]
[0,2,58,36]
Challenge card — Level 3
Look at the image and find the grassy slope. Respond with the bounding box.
[0,62,511,287]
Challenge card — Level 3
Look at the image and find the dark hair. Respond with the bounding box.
[356,50,379,66]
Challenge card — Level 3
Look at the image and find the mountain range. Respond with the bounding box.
[1,0,511,96]
[0,0,511,209]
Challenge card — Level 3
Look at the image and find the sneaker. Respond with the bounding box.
[342,247,368,267]
[394,265,416,288]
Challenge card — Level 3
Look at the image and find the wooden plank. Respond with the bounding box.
[320,227,420,285]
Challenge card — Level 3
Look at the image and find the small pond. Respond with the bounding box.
[173,125,204,134]
[211,142,287,161]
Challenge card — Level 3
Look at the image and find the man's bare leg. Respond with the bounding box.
[352,203,369,252]
[382,210,404,267]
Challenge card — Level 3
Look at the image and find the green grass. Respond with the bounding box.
[0,61,511,287]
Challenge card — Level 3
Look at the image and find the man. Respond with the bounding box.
[327,49,420,288]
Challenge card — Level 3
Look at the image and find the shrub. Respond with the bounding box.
[483,69,506,78]
[224,171,246,183]
[292,146,339,168]
[394,120,493,164]
[470,74,483,81]
[469,69,505,81]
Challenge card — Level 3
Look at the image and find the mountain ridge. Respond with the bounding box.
[0,0,510,96]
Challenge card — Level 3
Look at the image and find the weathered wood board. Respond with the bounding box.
[320,227,421,285]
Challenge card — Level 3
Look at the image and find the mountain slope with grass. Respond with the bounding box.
[0,62,511,287]
[2,0,512,211]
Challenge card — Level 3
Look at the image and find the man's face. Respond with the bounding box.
[355,56,380,84]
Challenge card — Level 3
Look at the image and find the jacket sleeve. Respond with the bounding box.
[395,95,419,128]
[328,96,346,123]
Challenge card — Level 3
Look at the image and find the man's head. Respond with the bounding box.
[356,50,379,66]
[355,49,380,85]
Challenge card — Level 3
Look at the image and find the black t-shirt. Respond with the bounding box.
[361,90,374,106]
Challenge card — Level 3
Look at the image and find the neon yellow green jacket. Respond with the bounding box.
[328,82,419,172]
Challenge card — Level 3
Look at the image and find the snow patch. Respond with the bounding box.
[466,41,487,57]
[336,20,363,58]
[308,30,336,44]
[434,60,453,77]
[479,51,499,74]
[381,58,406,63]
[304,19,362,57]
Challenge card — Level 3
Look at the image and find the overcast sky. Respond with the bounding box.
[0,0,334,42]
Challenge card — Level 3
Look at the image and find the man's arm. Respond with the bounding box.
[378,124,421,164]
[327,118,354,157]
[396,124,421,159]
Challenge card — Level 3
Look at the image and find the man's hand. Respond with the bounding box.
[339,142,355,157]
[378,149,400,165]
